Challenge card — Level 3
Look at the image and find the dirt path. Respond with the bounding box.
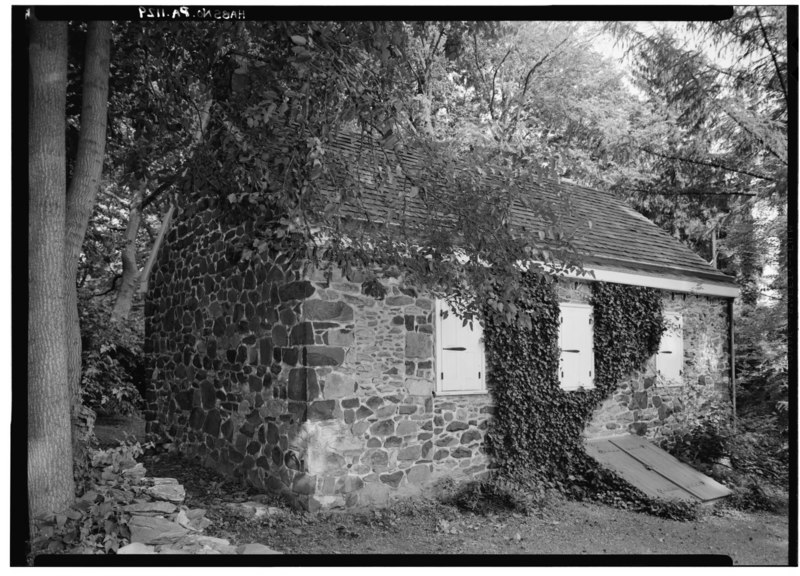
[140,449,788,565]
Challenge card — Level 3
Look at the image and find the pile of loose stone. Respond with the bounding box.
[116,463,281,555]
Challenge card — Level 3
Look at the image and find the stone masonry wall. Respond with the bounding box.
[294,267,492,509]
[145,199,321,509]
[147,203,730,511]
[145,201,492,510]
[554,280,732,442]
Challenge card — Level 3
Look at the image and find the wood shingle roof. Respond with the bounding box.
[316,130,738,290]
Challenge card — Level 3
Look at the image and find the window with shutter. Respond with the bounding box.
[435,299,486,395]
[558,303,594,390]
[656,312,684,385]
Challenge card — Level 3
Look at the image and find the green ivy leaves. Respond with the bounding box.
[484,278,669,514]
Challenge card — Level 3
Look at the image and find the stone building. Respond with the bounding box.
[144,132,739,511]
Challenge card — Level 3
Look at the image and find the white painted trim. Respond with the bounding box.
[434,298,488,396]
[558,267,740,298]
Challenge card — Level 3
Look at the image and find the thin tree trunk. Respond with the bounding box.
[110,184,144,322]
[111,92,210,320]
[28,18,74,522]
[63,21,111,405]
[139,204,175,296]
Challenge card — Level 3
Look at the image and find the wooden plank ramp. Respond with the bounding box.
[585,435,732,503]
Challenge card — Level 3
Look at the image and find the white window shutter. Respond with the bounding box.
[657,313,684,384]
[559,303,594,390]
[437,300,486,394]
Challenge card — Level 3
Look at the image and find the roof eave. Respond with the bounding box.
[558,265,740,299]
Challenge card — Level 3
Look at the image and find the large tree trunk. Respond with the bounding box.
[28,18,74,522]
[63,21,110,407]
[110,184,144,322]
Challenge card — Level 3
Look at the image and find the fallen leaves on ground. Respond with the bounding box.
[140,450,789,564]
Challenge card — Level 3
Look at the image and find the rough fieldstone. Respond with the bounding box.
[189,408,205,430]
[433,449,449,460]
[370,450,389,467]
[370,420,395,437]
[446,421,469,432]
[342,397,360,409]
[405,378,433,396]
[384,436,403,448]
[117,542,157,554]
[421,440,434,459]
[352,421,370,435]
[435,436,458,447]
[266,422,279,445]
[290,322,315,345]
[366,396,384,409]
[380,471,405,488]
[259,338,274,365]
[405,332,432,359]
[355,405,374,419]
[397,445,421,461]
[327,329,355,347]
[124,501,177,515]
[324,372,355,399]
[451,447,472,459]
[203,410,221,437]
[272,325,288,346]
[385,295,414,306]
[176,389,194,411]
[406,464,431,485]
[460,429,482,444]
[308,400,336,420]
[292,473,317,495]
[279,281,315,301]
[305,346,345,366]
[341,475,364,493]
[129,516,188,544]
[376,405,397,418]
[237,543,281,555]
[303,299,353,322]
[288,368,318,401]
[395,420,419,436]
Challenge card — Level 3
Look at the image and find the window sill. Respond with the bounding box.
[435,389,489,397]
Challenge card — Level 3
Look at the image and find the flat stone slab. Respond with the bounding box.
[237,543,282,554]
[128,515,188,545]
[142,477,180,485]
[121,463,147,481]
[174,534,237,554]
[146,483,186,504]
[117,542,157,554]
[124,501,177,515]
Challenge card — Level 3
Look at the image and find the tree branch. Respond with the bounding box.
[755,6,788,104]
[640,147,777,182]
[630,186,756,197]
[489,49,512,121]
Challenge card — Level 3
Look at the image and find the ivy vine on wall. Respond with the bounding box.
[483,277,681,513]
